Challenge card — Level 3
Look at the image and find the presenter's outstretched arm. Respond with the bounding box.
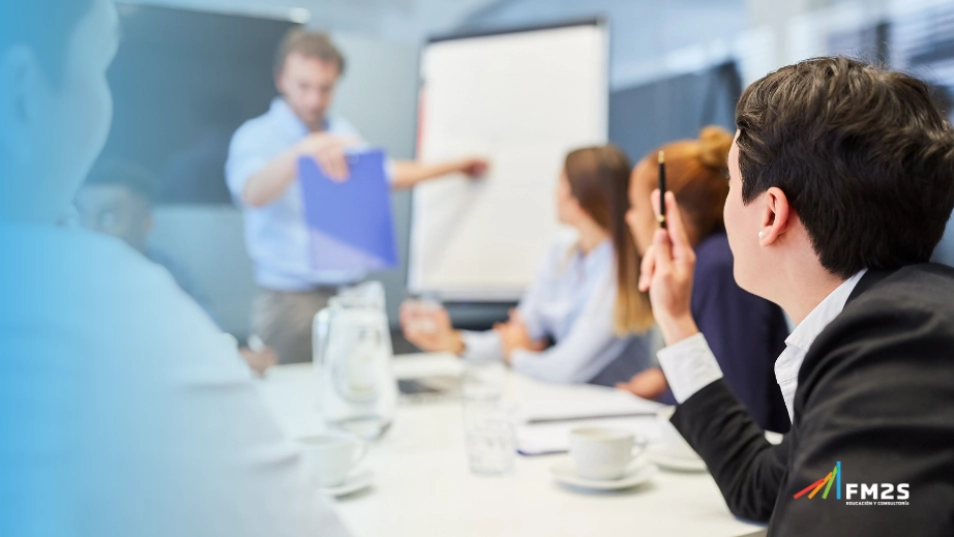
[390,158,488,190]
[243,135,487,206]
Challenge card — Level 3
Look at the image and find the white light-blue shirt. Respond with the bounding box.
[658,269,867,422]
[461,235,653,384]
[226,97,372,290]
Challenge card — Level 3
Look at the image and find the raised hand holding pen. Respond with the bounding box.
[637,189,701,346]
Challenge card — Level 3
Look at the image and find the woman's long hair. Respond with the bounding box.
[564,145,653,335]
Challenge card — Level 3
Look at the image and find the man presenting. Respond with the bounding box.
[227,29,486,364]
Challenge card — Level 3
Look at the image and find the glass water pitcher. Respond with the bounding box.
[313,282,397,440]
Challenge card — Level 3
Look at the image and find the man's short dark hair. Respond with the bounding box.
[0,0,94,85]
[84,158,156,205]
[736,57,954,278]
[274,29,346,76]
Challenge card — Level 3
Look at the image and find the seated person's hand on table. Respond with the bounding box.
[399,301,464,354]
[296,132,360,182]
[494,309,547,363]
[239,346,278,377]
[616,366,669,400]
[638,190,701,346]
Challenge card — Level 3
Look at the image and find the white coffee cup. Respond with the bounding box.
[297,433,368,487]
[569,427,638,480]
[656,406,700,460]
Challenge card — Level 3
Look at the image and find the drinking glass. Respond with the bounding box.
[461,361,506,401]
[462,399,515,475]
[402,294,442,335]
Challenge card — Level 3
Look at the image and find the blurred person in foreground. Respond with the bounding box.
[0,0,350,535]
[75,158,277,375]
[641,57,954,534]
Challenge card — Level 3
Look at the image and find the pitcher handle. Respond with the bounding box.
[313,307,332,367]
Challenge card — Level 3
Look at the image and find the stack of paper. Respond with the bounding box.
[514,393,666,456]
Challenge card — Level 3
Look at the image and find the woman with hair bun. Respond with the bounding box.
[617,126,790,433]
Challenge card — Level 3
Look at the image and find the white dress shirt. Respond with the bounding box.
[0,223,350,537]
[657,270,866,421]
[460,235,653,384]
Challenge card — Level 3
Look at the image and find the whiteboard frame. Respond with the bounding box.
[408,18,610,302]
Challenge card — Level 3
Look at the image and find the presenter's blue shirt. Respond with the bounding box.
[226,98,377,290]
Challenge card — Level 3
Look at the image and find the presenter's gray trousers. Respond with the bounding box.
[251,286,339,364]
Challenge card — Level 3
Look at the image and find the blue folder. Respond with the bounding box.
[298,149,398,272]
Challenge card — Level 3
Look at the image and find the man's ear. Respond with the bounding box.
[757,186,792,246]
[0,45,42,163]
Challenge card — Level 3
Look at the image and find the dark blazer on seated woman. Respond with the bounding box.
[673,265,954,535]
[691,230,790,433]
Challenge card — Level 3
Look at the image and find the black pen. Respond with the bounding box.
[658,150,667,229]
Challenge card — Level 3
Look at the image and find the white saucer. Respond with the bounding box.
[550,456,658,491]
[318,470,374,497]
[646,445,707,472]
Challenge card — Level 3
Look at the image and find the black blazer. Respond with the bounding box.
[670,264,954,536]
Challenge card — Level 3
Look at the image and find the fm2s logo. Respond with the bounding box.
[793,461,910,503]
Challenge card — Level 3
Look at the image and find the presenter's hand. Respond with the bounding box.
[637,190,700,346]
[495,310,546,361]
[296,133,359,182]
[399,301,465,355]
[457,157,489,179]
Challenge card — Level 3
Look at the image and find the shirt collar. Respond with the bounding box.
[783,269,868,354]
[579,238,613,273]
[561,238,612,280]
[269,97,327,137]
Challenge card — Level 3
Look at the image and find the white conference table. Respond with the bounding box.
[257,353,765,537]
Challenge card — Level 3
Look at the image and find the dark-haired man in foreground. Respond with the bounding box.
[640,57,954,535]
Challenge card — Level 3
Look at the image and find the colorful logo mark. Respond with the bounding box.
[794,461,842,500]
